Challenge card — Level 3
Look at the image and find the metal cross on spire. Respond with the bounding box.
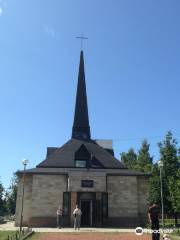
[76,34,88,50]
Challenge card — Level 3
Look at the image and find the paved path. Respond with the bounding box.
[33,228,135,233]
[0,221,136,233]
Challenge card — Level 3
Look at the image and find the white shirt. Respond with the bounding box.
[57,209,63,215]
[73,208,82,216]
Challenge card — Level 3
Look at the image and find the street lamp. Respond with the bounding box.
[20,159,29,231]
[158,160,164,228]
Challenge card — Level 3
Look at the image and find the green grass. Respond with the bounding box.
[0,230,31,240]
[0,231,16,240]
[159,218,180,227]
[171,236,180,240]
[172,229,180,239]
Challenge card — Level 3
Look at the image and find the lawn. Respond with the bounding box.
[0,231,15,240]
[172,236,180,240]
[0,230,29,240]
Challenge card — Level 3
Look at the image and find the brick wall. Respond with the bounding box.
[15,174,67,226]
[15,175,33,226]
[31,175,67,218]
[15,172,149,227]
[137,176,149,225]
[107,176,138,218]
[107,175,149,226]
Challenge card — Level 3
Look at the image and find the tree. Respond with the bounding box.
[121,140,153,172]
[0,179,6,216]
[158,131,180,216]
[149,163,161,205]
[167,169,180,225]
[136,140,153,173]
[158,131,179,177]
[5,174,18,215]
[121,148,137,170]
[120,132,180,222]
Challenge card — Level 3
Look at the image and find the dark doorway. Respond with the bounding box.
[80,200,92,226]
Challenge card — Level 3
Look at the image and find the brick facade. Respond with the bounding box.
[15,171,149,227]
[15,174,67,227]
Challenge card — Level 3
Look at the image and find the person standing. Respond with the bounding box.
[57,206,63,228]
[148,203,160,240]
[73,204,82,230]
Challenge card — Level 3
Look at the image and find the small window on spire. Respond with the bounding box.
[74,144,90,168]
[75,160,87,168]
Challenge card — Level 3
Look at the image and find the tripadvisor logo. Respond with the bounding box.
[135,227,173,235]
[135,227,144,235]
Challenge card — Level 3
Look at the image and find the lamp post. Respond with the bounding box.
[158,160,164,228]
[20,159,29,231]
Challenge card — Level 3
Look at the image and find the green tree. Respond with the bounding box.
[158,131,179,177]
[167,169,180,225]
[5,174,18,215]
[158,131,180,215]
[136,140,153,173]
[121,148,137,169]
[120,132,180,223]
[121,140,153,172]
[149,163,161,205]
[0,179,6,216]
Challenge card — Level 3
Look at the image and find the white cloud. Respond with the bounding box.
[0,7,3,16]
[43,25,55,38]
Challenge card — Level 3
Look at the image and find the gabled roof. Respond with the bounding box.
[17,167,150,177]
[36,138,126,169]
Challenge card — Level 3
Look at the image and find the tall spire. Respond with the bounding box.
[72,51,91,140]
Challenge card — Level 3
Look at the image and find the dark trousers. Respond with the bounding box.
[151,219,160,240]
[57,215,63,228]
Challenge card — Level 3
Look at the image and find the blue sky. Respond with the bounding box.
[0,0,180,189]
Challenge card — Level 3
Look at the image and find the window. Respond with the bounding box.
[74,145,90,168]
[75,160,87,168]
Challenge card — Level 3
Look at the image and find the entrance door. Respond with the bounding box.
[80,200,92,227]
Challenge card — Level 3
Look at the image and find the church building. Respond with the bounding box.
[15,51,149,227]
